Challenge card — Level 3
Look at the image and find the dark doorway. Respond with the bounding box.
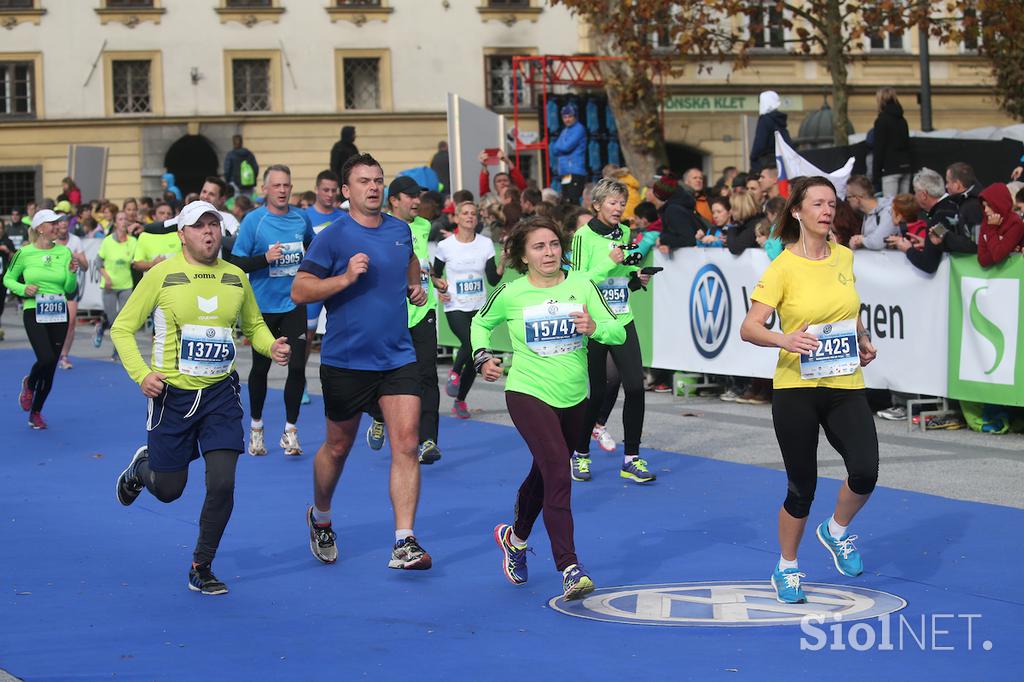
[163,135,218,198]
[665,143,706,176]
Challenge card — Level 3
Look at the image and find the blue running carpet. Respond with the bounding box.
[0,350,1021,680]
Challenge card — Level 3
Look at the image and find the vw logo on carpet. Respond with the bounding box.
[549,581,906,627]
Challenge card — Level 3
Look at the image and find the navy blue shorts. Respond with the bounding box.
[146,372,244,472]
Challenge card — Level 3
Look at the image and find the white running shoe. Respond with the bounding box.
[280,429,303,456]
[591,425,616,452]
[248,427,267,456]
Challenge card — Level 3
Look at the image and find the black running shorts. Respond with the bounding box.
[320,362,420,422]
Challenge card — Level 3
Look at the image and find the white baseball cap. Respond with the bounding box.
[30,209,63,230]
[175,200,222,230]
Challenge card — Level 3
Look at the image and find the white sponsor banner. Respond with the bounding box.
[78,238,105,311]
[651,248,949,396]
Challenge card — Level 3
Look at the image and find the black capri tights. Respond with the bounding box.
[578,321,645,456]
[23,309,67,413]
[249,307,307,424]
[138,449,240,566]
[445,309,477,402]
[772,387,879,519]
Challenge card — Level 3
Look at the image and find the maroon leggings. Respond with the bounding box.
[505,391,586,572]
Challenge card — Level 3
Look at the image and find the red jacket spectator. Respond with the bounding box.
[479,164,526,199]
[978,183,1024,267]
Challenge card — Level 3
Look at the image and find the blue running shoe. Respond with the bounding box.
[365,419,386,451]
[301,386,311,405]
[570,454,591,482]
[493,523,528,585]
[562,564,595,600]
[620,457,656,483]
[770,565,807,604]
[816,521,863,577]
[93,322,103,348]
[418,440,441,465]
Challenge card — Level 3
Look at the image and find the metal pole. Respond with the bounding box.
[918,4,933,131]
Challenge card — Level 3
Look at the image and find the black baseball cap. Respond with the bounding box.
[387,176,426,199]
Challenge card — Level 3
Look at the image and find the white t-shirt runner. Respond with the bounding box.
[435,233,495,312]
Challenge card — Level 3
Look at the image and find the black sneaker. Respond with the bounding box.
[307,506,338,564]
[116,446,148,506]
[188,563,228,595]
[388,536,432,570]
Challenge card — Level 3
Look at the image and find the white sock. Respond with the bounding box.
[624,454,638,465]
[828,516,848,539]
[250,419,263,430]
[396,528,414,543]
[573,451,588,459]
[510,530,527,549]
[778,555,799,570]
[562,563,578,575]
[312,506,331,526]
[285,422,297,432]
[593,424,606,434]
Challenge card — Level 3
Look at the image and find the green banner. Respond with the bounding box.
[436,244,654,365]
[947,254,1024,406]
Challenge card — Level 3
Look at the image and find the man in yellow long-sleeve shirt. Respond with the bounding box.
[111,200,291,596]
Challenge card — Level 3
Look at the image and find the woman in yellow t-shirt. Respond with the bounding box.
[740,176,879,605]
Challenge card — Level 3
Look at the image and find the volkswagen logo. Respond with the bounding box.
[548,304,559,315]
[823,324,833,335]
[550,581,906,627]
[690,264,731,359]
[206,328,216,338]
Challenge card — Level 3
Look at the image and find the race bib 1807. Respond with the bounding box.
[800,319,859,380]
[35,293,67,324]
[179,324,236,377]
[598,277,630,315]
[523,301,583,357]
[269,241,304,278]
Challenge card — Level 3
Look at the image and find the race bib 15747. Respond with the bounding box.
[523,301,583,357]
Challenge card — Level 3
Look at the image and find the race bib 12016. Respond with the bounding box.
[523,301,583,357]
[179,324,236,377]
[269,241,304,278]
[800,319,859,380]
[35,293,67,324]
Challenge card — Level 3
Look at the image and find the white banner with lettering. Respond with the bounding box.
[650,248,949,396]
[77,238,105,311]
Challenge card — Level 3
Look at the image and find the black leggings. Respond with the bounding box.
[578,321,645,456]
[249,307,306,424]
[506,391,586,572]
[772,388,879,519]
[136,449,240,565]
[446,309,477,402]
[597,354,619,426]
[23,308,68,413]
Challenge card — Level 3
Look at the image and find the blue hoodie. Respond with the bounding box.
[161,172,182,201]
[550,121,587,176]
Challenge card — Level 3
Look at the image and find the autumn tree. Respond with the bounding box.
[552,0,980,173]
[977,0,1024,120]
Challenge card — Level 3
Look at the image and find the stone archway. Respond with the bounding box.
[163,134,218,198]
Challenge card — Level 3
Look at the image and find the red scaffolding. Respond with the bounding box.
[512,55,665,187]
[512,55,622,188]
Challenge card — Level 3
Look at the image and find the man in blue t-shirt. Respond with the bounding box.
[232,164,315,458]
[292,153,431,572]
[302,169,347,347]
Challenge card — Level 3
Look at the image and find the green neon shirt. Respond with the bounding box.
[111,254,276,391]
[569,221,639,326]
[471,271,625,408]
[2,243,77,310]
[98,234,138,290]
[407,215,437,327]
[133,231,182,265]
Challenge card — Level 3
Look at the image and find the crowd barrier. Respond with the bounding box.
[79,234,1016,408]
